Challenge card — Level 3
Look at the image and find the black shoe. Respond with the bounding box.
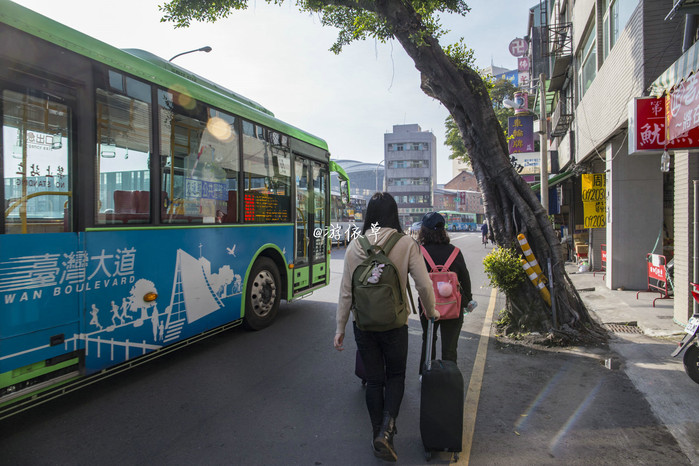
[371,425,382,458]
[373,413,397,462]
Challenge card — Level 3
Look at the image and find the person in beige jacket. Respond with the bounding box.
[334,192,438,462]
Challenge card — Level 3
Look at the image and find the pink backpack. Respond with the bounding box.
[420,246,462,320]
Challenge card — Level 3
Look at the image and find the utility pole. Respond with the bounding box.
[540,73,549,214]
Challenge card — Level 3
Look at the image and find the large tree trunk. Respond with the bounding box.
[374,0,600,339]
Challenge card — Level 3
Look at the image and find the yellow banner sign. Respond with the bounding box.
[583,201,606,228]
[582,174,606,228]
[581,173,605,202]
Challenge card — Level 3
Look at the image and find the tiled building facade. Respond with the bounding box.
[384,124,437,225]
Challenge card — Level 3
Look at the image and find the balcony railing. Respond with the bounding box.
[550,96,573,138]
[547,22,572,91]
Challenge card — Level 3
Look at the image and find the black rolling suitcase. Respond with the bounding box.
[420,317,464,461]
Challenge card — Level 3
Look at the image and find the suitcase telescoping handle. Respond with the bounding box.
[425,317,435,371]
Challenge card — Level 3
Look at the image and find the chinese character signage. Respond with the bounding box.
[518,72,530,88]
[509,153,540,175]
[508,115,534,154]
[667,76,699,141]
[628,97,699,153]
[518,57,530,72]
[581,174,606,228]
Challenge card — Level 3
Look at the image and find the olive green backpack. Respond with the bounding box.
[351,232,407,331]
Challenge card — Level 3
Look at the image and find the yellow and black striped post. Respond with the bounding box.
[517,233,547,283]
[518,233,551,305]
[521,259,551,305]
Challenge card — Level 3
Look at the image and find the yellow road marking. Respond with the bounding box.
[459,287,497,465]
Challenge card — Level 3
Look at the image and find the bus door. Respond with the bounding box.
[310,161,328,285]
[293,157,328,290]
[293,156,311,291]
[1,84,81,395]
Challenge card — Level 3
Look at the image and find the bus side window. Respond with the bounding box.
[95,83,152,225]
[242,122,291,223]
[159,90,239,224]
[2,89,72,234]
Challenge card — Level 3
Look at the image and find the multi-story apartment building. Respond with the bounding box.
[527,0,690,323]
[384,124,437,226]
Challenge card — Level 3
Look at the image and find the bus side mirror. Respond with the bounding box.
[340,180,349,204]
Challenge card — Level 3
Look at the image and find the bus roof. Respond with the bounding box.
[0,0,329,151]
[439,210,472,215]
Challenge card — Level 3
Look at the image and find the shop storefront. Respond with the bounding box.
[648,39,699,325]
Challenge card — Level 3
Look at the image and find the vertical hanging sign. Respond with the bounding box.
[581,173,606,228]
[508,115,534,154]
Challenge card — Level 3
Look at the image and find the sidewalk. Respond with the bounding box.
[565,262,684,337]
[565,262,699,463]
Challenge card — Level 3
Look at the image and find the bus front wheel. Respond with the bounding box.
[243,257,281,330]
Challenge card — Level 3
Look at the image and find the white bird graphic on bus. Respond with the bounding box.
[226,245,237,256]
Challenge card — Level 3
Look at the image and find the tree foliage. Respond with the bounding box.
[444,115,468,163]
[159,0,600,342]
[161,0,471,54]
[490,78,517,133]
[444,78,516,166]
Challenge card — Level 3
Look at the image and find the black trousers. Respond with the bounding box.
[419,311,464,374]
[353,322,408,428]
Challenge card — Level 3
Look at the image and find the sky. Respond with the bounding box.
[12,0,535,184]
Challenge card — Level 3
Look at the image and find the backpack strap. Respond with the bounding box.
[381,232,404,256]
[420,245,439,272]
[357,235,374,255]
[443,246,461,270]
[421,245,460,271]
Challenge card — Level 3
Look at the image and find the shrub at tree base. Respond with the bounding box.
[484,247,552,338]
[483,247,525,295]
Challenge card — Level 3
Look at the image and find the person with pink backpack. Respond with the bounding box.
[417,212,474,374]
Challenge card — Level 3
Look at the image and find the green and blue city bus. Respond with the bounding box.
[329,193,365,244]
[0,0,349,418]
[438,211,478,232]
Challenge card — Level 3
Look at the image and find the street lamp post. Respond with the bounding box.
[539,72,549,214]
[375,159,385,193]
[169,46,212,62]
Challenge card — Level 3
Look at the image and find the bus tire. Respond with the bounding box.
[243,257,281,331]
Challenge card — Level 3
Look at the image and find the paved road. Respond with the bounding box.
[0,233,689,465]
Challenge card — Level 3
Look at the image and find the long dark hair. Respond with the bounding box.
[361,192,403,234]
[418,226,450,245]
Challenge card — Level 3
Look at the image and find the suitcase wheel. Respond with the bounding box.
[424,450,432,461]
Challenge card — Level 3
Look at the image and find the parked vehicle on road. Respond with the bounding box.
[672,282,699,384]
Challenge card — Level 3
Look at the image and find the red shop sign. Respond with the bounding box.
[648,262,666,281]
[628,97,699,153]
[667,75,699,141]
